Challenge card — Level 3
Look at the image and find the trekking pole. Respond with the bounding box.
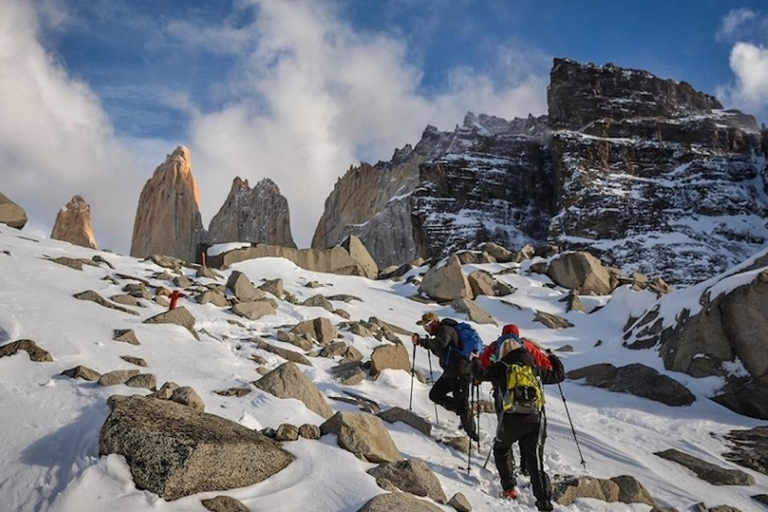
[467,381,474,475]
[427,351,439,425]
[557,382,587,469]
[475,383,481,451]
[409,339,417,410]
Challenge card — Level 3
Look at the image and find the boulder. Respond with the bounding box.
[568,363,696,406]
[201,496,251,512]
[442,436,470,454]
[111,294,144,307]
[214,387,251,398]
[290,318,338,345]
[610,475,656,506]
[534,310,574,329]
[170,386,206,411]
[341,235,379,280]
[378,407,432,436]
[561,291,587,313]
[275,424,299,442]
[226,271,264,302]
[208,177,297,249]
[553,475,620,505]
[320,341,348,358]
[61,365,101,381]
[452,298,497,325]
[320,411,402,463]
[151,381,180,400]
[130,146,205,262]
[120,356,147,367]
[0,190,27,229]
[254,362,332,418]
[370,343,411,379]
[198,290,229,307]
[331,362,367,386]
[259,278,285,298]
[480,242,513,263]
[298,424,321,440]
[723,426,768,477]
[713,380,768,420]
[74,290,139,316]
[99,369,140,386]
[367,459,446,503]
[50,195,97,249]
[448,493,472,512]
[455,251,496,265]
[173,275,192,287]
[302,294,335,312]
[113,329,141,345]
[125,373,157,390]
[655,449,755,485]
[357,492,443,512]
[0,339,53,362]
[99,395,293,500]
[546,252,614,295]
[49,256,98,271]
[419,256,472,302]
[144,307,200,340]
[253,339,312,366]
[513,244,536,263]
[231,300,277,321]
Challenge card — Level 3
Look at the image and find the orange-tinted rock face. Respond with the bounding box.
[51,195,97,249]
[130,146,205,262]
[0,190,27,229]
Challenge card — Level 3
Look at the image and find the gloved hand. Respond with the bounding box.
[411,333,421,346]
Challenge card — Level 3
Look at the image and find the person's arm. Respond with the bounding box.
[538,352,565,384]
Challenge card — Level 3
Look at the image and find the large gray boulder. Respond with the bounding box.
[341,235,379,280]
[655,449,755,486]
[231,300,277,320]
[100,395,293,500]
[320,411,402,463]
[378,407,432,436]
[467,270,496,298]
[546,251,614,295]
[568,363,696,406]
[0,339,53,362]
[254,362,332,418]
[419,255,472,302]
[451,297,497,325]
[0,190,27,229]
[290,318,337,345]
[357,492,443,512]
[226,271,264,302]
[144,307,200,340]
[553,476,619,505]
[370,343,411,379]
[367,459,446,503]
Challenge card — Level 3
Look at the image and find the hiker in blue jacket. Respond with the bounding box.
[413,312,479,441]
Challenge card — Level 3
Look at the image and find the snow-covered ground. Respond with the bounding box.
[0,227,766,512]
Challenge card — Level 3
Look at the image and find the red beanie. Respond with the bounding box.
[502,324,520,336]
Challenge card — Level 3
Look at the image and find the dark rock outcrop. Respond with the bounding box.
[655,448,755,486]
[208,177,296,248]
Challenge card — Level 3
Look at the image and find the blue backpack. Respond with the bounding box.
[444,322,484,365]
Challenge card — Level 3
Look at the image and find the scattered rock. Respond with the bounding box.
[547,251,614,295]
[100,395,293,500]
[215,387,251,397]
[113,329,140,345]
[99,369,140,386]
[275,423,299,442]
[419,255,472,302]
[201,495,251,512]
[170,386,206,411]
[378,407,432,436]
[305,280,324,288]
[455,251,496,265]
[320,411,402,462]
[259,278,284,298]
[123,282,152,299]
[0,339,53,362]
[480,242,513,263]
[173,275,192,287]
[120,356,147,367]
[655,449,755,486]
[253,338,313,366]
[198,289,229,307]
[231,300,278,321]
[610,475,656,506]
[125,373,157,390]
[468,270,496,298]
[534,310,574,329]
[368,458,446,503]
[0,190,27,229]
[722,426,768,477]
[197,266,223,279]
[357,492,443,512]
[320,341,348,358]
[227,271,264,302]
[74,290,140,316]
[514,244,536,263]
[451,297,497,325]
[331,361,367,385]
[61,365,101,381]
[370,343,411,379]
[555,344,574,353]
[327,294,363,303]
[48,256,98,271]
[552,475,620,505]
[144,307,200,340]
[568,363,696,406]
[151,381,179,400]
[298,424,321,440]
[561,291,587,313]
[447,492,473,512]
[495,281,515,296]
[442,436,470,454]
[752,495,768,506]
[254,362,333,418]
[110,294,144,307]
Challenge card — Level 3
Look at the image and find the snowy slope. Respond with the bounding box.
[0,226,766,512]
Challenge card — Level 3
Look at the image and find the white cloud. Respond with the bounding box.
[182,0,549,247]
[716,8,756,42]
[0,0,150,252]
[717,42,768,112]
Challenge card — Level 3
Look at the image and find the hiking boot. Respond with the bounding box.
[500,488,519,500]
[535,500,554,511]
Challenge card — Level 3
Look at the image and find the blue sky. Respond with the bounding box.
[2,0,768,251]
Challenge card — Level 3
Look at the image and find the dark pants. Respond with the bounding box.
[493,412,552,505]
[429,374,475,434]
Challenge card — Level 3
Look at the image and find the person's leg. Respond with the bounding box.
[494,416,527,493]
[429,375,456,411]
[451,375,476,439]
[519,419,553,510]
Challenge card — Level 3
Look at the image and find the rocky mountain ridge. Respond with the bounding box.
[312,58,768,285]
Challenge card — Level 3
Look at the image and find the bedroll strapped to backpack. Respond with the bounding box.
[443,322,484,365]
[501,362,544,415]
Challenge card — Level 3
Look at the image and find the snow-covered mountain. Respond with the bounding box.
[1,226,766,511]
[313,58,768,286]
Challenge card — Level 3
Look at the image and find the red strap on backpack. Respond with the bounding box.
[523,339,553,370]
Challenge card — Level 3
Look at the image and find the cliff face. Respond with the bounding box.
[50,195,97,249]
[312,58,768,285]
[130,146,205,262]
[208,177,296,249]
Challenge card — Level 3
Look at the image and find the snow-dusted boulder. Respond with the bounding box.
[320,411,402,463]
[419,255,471,302]
[546,251,614,295]
[50,195,97,249]
[368,459,447,503]
[254,362,332,418]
